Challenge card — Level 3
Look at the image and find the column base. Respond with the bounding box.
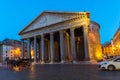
[61,60,65,64]
[33,61,37,64]
[40,61,45,64]
[49,61,54,64]
[72,60,77,64]
[34,59,38,63]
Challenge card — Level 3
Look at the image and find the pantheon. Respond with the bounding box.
[19,11,102,64]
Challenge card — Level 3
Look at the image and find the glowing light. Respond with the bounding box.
[14,48,21,57]
[13,66,20,71]
[95,53,102,60]
[93,44,103,61]
[31,50,34,58]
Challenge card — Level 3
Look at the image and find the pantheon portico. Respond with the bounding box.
[19,11,102,63]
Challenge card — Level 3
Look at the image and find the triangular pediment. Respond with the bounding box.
[19,11,88,34]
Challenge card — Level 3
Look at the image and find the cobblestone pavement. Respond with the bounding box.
[0,64,120,80]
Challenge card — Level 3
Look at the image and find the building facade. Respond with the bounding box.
[0,42,3,62]
[102,27,120,58]
[19,11,102,63]
[89,21,102,60]
[111,27,120,56]
[0,39,22,62]
[102,42,113,58]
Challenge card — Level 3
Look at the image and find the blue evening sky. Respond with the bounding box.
[0,0,120,44]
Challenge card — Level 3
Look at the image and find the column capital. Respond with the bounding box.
[40,34,44,37]
[83,24,89,29]
[70,28,76,31]
[60,30,64,33]
[27,38,30,41]
[82,25,89,33]
[50,32,54,35]
[34,36,37,38]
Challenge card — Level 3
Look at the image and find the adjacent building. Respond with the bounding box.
[111,27,120,56]
[19,11,102,63]
[0,42,3,62]
[0,39,22,62]
[102,42,113,58]
[102,27,120,58]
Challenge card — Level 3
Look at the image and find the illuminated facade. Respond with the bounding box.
[19,11,102,63]
[102,42,113,57]
[0,39,22,61]
[89,21,102,60]
[112,27,120,56]
[102,27,120,57]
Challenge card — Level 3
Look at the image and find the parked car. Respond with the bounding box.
[98,56,120,71]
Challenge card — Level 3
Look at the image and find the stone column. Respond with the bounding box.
[50,33,54,63]
[66,34,72,61]
[60,30,64,63]
[63,34,66,61]
[34,36,37,63]
[38,40,41,62]
[21,39,24,59]
[70,28,76,63]
[27,38,31,61]
[83,25,90,61]
[41,34,44,64]
[47,41,50,62]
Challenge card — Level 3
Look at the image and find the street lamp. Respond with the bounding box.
[14,48,21,58]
